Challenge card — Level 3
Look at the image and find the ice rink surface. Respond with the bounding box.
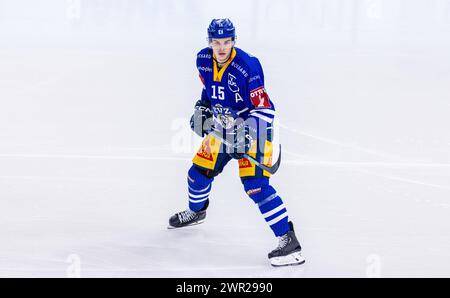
[0,0,449,277]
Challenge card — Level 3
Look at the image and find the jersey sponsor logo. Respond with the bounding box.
[227,73,239,92]
[248,75,261,83]
[212,103,231,115]
[197,53,212,59]
[196,138,214,161]
[231,61,248,78]
[239,158,253,169]
[246,187,262,196]
[250,86,271,108]
[198,66,212,73]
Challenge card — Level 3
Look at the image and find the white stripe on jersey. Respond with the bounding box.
[250,109,276,115]
[237,107,249,115]
[249,112,274,123]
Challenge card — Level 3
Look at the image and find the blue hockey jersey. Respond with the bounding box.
[196,47,276,130]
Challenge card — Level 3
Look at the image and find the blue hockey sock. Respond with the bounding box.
[243,177,289,237]
[187,166,213,212]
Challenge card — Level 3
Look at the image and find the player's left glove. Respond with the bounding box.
[190,100,213,137]
[226,123,256,160]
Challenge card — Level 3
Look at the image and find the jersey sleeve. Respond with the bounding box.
[198,73,210,104]
[196,51,212,106]
[246,58,276,125]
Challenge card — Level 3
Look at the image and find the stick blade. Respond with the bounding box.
[259,144,281,175]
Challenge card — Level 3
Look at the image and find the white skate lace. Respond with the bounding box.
[178,210,196,223]
[277,234,290,249]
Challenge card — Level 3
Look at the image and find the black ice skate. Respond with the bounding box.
[168,209,206,229]
[268,221,305,267]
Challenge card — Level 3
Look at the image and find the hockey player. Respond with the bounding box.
[168,19,305,267]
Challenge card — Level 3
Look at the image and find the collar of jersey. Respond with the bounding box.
[212,48,237,82]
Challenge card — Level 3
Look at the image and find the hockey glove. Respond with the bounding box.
[190,100,213,137]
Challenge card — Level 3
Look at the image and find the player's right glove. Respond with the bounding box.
[190,99,214,137]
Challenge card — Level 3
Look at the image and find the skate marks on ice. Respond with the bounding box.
[1,133,450,277]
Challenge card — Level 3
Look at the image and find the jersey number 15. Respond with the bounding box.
[211,85,224,100]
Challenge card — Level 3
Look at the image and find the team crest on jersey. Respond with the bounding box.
[213,103,235,129]
[217,114,235,129]
[250,86,271,108]
[227,73,239,93]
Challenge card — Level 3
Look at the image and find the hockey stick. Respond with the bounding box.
[209,131,282,175]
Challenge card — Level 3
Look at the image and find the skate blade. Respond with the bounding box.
[269,251,306,267]
[167,219,205,229]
